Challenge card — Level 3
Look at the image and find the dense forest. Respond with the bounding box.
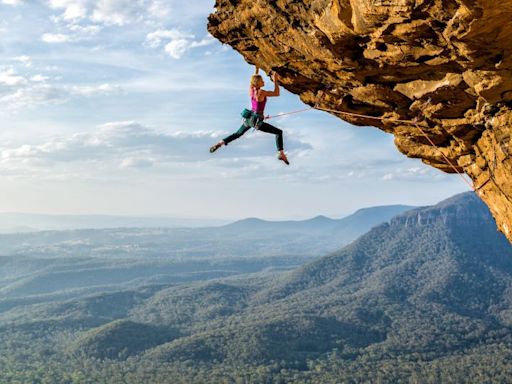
[2,193,512,383]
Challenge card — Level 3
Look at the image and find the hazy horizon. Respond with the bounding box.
[0,200,418,232]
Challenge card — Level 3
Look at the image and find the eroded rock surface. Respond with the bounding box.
[208,0,512,243]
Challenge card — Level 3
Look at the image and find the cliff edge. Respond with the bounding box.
[208,0,512,243]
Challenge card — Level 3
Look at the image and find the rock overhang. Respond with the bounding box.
[208,0,512,244]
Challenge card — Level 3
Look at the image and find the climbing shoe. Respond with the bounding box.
[210,143,222,153]
[278,152,289,165]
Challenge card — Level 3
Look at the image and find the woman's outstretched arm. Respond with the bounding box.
[261,72,280,97]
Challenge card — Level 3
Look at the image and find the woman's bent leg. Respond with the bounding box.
[258,122,284,151]
[223,124,251,145]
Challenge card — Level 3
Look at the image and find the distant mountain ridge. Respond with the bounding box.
[223,204,415,242]
[0,204,414,234]
[227,205,414,229]
[0,213,229,232]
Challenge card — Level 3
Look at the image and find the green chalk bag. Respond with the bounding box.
[241,108,253,119]
[241,108,264,129]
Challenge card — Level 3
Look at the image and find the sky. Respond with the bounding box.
[0,0,469,221]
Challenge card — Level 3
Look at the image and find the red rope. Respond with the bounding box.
[318,106,475,191]
[412,121,475,191]
[265,103,475,191]
[264,107,315,120]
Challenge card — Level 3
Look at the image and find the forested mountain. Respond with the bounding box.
[2,193,512,383]
[129,193,512,368]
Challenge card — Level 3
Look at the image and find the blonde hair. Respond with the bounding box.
[250,74,263,89]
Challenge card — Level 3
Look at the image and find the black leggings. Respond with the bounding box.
[223,122,284,151]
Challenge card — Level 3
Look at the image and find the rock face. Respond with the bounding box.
[208,0,512,244]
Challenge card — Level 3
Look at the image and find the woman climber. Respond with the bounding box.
[209,70,290,165]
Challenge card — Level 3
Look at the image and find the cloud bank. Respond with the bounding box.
[0,65,121,111]
[0,121,312,176]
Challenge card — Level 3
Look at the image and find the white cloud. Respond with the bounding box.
[146,29,215,59]
[41,33,73,43]
[0,68,27,86]
[41,23,101,44]
[68,23,102,35]
[146,0,170,20]
[69,83,122,97]
[381,166,447,182]
[0,85,66,110]
[90,0,144,25]
[30,74,49,82]
[146,29,191,48]
[60,1,87,20]
[14,56,32,67]
[190,36,216,49]
[164,39,189,59]
[1,0,23,5]
[2,144,38,159]
[41,1,169,48]
[47,0,170,26]
[120,157,154,169]
[0,76,122,111]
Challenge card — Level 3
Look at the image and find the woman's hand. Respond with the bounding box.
[259,71,281,98]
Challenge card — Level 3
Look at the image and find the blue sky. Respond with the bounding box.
[0,0,468,220]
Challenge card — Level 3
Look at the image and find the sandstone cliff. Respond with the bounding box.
[208,0,512,244]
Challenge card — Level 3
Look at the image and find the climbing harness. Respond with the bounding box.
[241,108,264,129]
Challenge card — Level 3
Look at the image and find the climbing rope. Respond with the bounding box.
[264,106,315,120]
[266,103,477,192]
[411,120,476,192]
[262,89,512,198]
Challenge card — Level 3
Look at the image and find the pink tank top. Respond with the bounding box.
[251,88,267,115]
